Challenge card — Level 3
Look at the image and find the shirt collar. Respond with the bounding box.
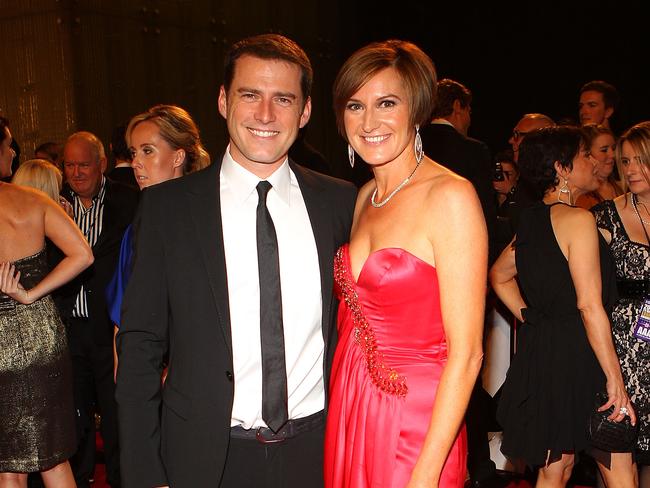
[431,118,456,130]
[221,145,292,206]
[72,176,107,207]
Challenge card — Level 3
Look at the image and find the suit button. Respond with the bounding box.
[225,371,233,382]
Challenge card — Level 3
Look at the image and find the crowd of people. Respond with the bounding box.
[0,32,648,488]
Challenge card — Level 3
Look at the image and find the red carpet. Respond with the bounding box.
[94,431,108,488]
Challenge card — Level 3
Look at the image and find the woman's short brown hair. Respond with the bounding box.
[332,40,437,140]
[126,104,210,175]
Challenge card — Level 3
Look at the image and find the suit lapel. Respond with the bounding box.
[290,162,334,344]
[185,162,232,357]
[93,180,116,254]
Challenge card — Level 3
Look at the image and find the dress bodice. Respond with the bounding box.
[593,199,650,281]
[336,244,447,356]
[0,249,47,312]
[515,203,616,314]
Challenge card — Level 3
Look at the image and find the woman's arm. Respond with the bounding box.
[489,239,526,322]
[407,177,487,487]
[0,194,93,304]
[565,210,635,424]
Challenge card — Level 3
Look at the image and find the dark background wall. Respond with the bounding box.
[1,0,648,182]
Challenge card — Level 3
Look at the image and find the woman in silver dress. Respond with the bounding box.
[0,116,94,487]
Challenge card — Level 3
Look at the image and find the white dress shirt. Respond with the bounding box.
[220,148,324,429]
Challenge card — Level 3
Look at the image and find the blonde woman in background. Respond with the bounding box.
[107,104,210,378]
[576,124,624,209]
[12,158,73,217]
[592,121,650,486]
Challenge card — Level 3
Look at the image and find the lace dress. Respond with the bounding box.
[593,200,650,463]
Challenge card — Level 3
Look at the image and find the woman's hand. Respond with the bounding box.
[599,379,636,425]
[0,262,33,304]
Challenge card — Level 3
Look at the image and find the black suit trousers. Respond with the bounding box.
[67,318,120,488]
[220,420,325,488]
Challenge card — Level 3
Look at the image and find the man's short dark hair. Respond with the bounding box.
[35,141,60,161]
[579,80,620,110]
[223,33,313,103]
[432,78,472,119]
[111,124,131,162]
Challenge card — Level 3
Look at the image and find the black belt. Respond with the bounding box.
[230,410,324,444]
[617,279,650,299]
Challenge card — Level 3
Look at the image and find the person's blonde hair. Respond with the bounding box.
[617,121,650,193]
[126,105,210,174]
[12,158,62,201]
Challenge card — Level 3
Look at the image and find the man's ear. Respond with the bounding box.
[452,99,463,115]
[299,97,312,129]
[100,156,108,174]
[218,85,228,119]
[604,106,614,121]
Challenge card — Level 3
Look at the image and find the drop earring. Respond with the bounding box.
[558,177,572,205]
[348,143,355,168]
[414,125,423,163]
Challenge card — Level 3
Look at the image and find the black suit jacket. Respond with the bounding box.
[59,178,139,342]
[107,166,139,190]
[116,160,357,488]
[419,123,498,264]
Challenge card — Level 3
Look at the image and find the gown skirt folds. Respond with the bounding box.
[0,250,76,472]
[325,244,467,488]
[497,203,615,467]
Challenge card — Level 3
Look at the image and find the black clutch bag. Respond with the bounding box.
[588,392,638,452]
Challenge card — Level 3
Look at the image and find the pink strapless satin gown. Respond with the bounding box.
[324,245,467,488]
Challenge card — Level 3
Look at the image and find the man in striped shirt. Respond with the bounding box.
[62,131,138,488]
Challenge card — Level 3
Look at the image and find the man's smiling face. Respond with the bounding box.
[218,55,311,177]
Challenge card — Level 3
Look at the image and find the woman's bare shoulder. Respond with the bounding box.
[554,204,597,235]
[0,183,53,213]
[419,160,477,208]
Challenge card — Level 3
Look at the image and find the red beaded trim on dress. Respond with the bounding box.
[334,247,408,397]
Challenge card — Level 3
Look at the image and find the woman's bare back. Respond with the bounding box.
[0,182,48,262]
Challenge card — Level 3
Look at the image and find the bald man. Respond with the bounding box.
[508,113,555,162]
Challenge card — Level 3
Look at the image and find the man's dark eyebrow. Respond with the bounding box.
[236,87,262,95]
[274,91,297,100]
[236,87,297,100]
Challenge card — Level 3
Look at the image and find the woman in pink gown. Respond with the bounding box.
[324,40,487,487]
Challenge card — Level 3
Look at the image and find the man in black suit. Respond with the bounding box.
[61,131,138,488]
[106,124,138,190]
[419,78,497,264]
[116,34,356,488]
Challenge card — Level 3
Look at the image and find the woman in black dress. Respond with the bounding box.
[593,121,650,486]
[490,126,636,487]
[0,117,93,487]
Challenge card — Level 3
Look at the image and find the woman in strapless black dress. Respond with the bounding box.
[0,116,94,487]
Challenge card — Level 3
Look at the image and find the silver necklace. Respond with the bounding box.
[370,159,422,208]
[632,193,650,225]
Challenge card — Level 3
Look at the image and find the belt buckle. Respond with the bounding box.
[255,426,286,444]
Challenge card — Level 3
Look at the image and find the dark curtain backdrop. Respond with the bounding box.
[1,0,647,182]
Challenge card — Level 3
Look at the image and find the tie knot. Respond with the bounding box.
[257,180,272,201]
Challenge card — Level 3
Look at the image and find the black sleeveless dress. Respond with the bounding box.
[497,203,616,467]
[0,250,76,472]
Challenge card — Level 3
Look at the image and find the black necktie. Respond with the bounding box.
[256,181,288,432]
